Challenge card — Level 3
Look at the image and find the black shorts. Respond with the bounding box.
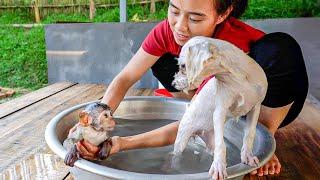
[151,32,309,128]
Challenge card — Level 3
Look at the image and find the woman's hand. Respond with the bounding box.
[76,136,122,160]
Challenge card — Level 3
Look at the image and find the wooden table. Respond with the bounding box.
[0,82,319,179]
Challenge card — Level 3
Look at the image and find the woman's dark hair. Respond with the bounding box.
[215,0,248,18]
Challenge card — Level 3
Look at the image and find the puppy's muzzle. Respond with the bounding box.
[172,72,188,90]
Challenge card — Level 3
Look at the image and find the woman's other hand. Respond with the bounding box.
[76,136,122,160]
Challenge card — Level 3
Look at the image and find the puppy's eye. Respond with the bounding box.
[180,64,185,69]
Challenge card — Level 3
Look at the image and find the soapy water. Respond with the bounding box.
[93,118,241,174]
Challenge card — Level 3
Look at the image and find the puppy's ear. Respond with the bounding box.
[79,111,89,126]
[202,43,218,68]
[209,43,217,56]
[202,58,210,68]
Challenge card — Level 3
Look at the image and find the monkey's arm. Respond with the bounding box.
[98,137,112,160]
[63,126,83,149]
[63,126,84,167]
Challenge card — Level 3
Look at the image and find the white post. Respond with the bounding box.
[120,0,127,22]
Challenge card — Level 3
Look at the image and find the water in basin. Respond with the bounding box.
[92,118,241,174]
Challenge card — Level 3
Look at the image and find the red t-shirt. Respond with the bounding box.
[141,17,265,93]
[142,17,265,55]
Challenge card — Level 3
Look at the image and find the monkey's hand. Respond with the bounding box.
[98,137,113,160]
[64,144,80,167]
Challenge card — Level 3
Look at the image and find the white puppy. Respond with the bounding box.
[172,36,268,179]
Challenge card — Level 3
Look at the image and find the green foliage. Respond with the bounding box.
[0,27,47,90]
[94,7,120,22]
[242,0,320,19]
[0,10,34,24]
[42,13,90,23]
[40,2,169,23]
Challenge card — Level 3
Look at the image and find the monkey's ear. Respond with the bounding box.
[79,111,89,126]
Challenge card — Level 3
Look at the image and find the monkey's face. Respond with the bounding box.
[97,110,115,131]
[79,103,115,132]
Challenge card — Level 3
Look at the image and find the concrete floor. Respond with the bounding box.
[246,18,320,100]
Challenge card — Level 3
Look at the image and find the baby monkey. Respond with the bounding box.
[63,102,115,167]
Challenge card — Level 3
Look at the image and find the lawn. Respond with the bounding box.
[0,0,319,98]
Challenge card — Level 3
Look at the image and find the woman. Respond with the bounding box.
[74,0,308,177]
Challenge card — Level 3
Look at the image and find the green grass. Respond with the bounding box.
[0,0,319,93]
[0,10,34,24]
[0,27,47,90]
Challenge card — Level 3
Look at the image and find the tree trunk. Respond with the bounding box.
[89,0,95,20]
[150,0,156,14]
[34,0,41,23]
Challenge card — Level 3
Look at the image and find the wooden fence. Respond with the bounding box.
[0,0,165,23]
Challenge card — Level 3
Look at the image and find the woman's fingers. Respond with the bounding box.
[75,137,122,160]
[82,140,100,153]
[76,141,90,156]
[76,140,98,159]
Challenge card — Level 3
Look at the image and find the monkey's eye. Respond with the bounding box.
[104,110,112,118]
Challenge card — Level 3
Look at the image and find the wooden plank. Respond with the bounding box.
[0,83,107,171]
[3,83,319,179]
[150,0,156,13]
[64,173,75,180]
[243,99,320,180]
[89,0,95,20]
[0,86,151,177]
[0,82,76,119]
[34,0,40,23]
[299,97,320,132]
[46,50,87,56]
[274,100,320,179]
[0,151,69,179]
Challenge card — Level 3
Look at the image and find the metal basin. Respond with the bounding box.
[45,96,275,180]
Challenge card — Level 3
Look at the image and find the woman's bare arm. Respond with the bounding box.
[100,47,159,111]
[119,121,180,152]
[79,120,180,158]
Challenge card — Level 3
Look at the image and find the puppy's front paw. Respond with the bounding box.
[170,153,183,170]
[241,148,259,166]
[209,159,227,180]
